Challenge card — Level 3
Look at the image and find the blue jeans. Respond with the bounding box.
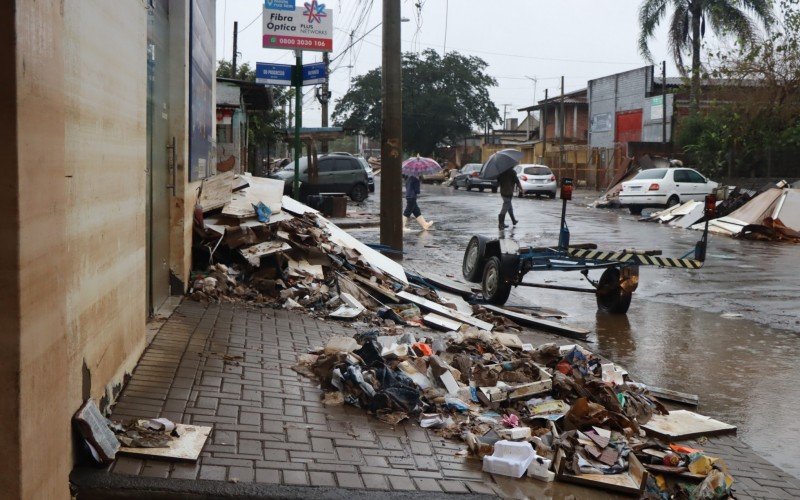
[404,197,421,218]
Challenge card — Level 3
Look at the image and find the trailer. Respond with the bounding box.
[462,179,716,314]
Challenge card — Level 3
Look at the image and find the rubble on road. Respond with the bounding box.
[294,330,738,498]
[188,172,583,335]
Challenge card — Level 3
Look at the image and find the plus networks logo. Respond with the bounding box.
[303,1,327,23]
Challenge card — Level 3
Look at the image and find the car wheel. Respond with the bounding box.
[628,206,643,215]
[667,195,680,207]
[466,184,472,191]
[462,235,489,283]
[453,184,458,190]
[350,183,368,202]
[478,187,485,192]
[596,267,633,314]
[482,256,512,305]
[549,192,556,199]
[491,187,498,193]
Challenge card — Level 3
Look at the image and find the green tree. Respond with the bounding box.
[216,60,290,172]
[638,0,773,112]
[332,49,500,156]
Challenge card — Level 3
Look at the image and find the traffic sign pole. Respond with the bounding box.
[293,50,302,200]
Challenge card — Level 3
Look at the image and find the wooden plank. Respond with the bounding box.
[436,290,474,316]
[222,176,284,219]
[646,386,700,406]
[117,424,211,462]
[398,291,493,331]
[199,171,235,212]
[350,273,399,303]
[554,448,647,496]
[238,241,291,267]
[417,272,475,297]
[642,410,736,441]
[423,313,463,332]
[481,304,589,338]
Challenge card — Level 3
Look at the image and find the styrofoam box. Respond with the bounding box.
[482,440,535,478]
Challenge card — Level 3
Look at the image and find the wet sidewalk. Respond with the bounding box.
[72,301,800,499]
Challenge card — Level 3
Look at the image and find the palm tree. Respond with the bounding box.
[638,0,773,112]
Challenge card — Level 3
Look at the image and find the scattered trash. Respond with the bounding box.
[73,399,120,465]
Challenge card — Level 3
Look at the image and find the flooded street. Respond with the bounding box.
[355,183,800,477]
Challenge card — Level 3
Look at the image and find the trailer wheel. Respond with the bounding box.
[462,236,487,282]
[596,267,633,314]
[482,256,512,305]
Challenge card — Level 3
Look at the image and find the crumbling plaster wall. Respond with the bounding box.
[1,1,148,498]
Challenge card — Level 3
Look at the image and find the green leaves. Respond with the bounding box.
[332,49,500,156]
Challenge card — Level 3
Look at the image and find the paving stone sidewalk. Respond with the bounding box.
[79,301,800,499]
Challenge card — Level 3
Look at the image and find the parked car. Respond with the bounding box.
[355,157,375,192]
[451,163,498,192]
[269,154,370,201]
[619,167,718,215]
[514,164,557,198]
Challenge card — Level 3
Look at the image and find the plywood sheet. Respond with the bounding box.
[222,176,284,219]
[417,272,475,297]
[398,291,492,331]
[437,290,474,316]
[481,304,589,338]
[238,241,291,266]
[199,171,235,212]
[118,424,211,462]
[423,313,463,332]
[642,410,736,440]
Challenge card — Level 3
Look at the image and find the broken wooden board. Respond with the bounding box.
[554,448,648,496]
[241,174,284,214]
[398,291,492,331]
[349,274,399,303]
[478,374,552,403]
[642,410,736,441]
[437,290,474,316]
[417,272,475,298]
[423,313,464,332]
[118,424,211,462]
[199,171,235,212]
[481,304,589,338]
[646,386,700,406]
[73,399,120,465]
[238,241,291,267]
[286,258,324,280]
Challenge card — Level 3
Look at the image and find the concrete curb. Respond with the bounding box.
[70,467,497,500]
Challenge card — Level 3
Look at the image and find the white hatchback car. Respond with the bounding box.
[620,167,718,215]
[514,164,557,198]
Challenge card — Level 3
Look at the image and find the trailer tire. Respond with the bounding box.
[482,256,512,305]
[596,267,633,314]
[462,235,488,283]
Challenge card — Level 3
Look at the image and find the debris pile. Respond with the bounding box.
[189,172,587,336]
[295,330,738,497]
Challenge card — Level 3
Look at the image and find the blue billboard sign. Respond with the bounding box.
[302,62,327,86]
[264,0,295,11]
[255,62,293,86]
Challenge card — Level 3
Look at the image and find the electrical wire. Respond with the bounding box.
[238,9,262,33]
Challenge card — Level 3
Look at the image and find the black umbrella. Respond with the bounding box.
[480,149,524,180]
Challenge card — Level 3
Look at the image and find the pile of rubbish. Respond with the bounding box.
[294,330,737,498]
[189,171,586,336]
[639,181,799,242]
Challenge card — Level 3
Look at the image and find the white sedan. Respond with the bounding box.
[620,167,718,215]
[514,164,557,198]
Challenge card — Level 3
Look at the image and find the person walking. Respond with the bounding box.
[497,168,522,228]
[404,174,433,230]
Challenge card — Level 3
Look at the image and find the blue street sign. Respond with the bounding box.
[302,62,327,86]
[264,0,295,11]
[255,62,293,86]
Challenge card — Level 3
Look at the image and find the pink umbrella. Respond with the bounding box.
[402,155,442,176]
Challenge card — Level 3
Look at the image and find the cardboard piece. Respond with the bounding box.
[117,424,211,462]
[642,410,736,440]
[554,448,648,496]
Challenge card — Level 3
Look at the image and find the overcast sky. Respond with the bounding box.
[216,0,683,128]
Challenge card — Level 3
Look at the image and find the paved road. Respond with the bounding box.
[355,182,800,478]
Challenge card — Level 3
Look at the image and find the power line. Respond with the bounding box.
[238,10,262,33]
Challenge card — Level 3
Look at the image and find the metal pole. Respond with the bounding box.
[542,89,548,157]
[381,0,403,257]
[231,22,238,78]
[662,61,667,145]
[320,51,330,153]
[293,50,302,200]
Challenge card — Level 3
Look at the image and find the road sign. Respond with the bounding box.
[264,0,295,11]
[262,0,333,52]
[255,62,293,86]
[302,62,327,85]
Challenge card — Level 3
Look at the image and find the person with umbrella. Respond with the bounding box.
[401,155,439,230]
[481,149,524,229]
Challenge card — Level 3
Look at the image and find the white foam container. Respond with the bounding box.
[528,456,554,482]
[482,440,536,478]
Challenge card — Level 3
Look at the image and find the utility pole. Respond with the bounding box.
[542,89,548,149]
[559,76,565,150]
[317,52,332,153]
[231,21,238,78]
[381,0,403,257]
[502,104,512,128]
[292,50,303,199]
[662,61,667,145]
